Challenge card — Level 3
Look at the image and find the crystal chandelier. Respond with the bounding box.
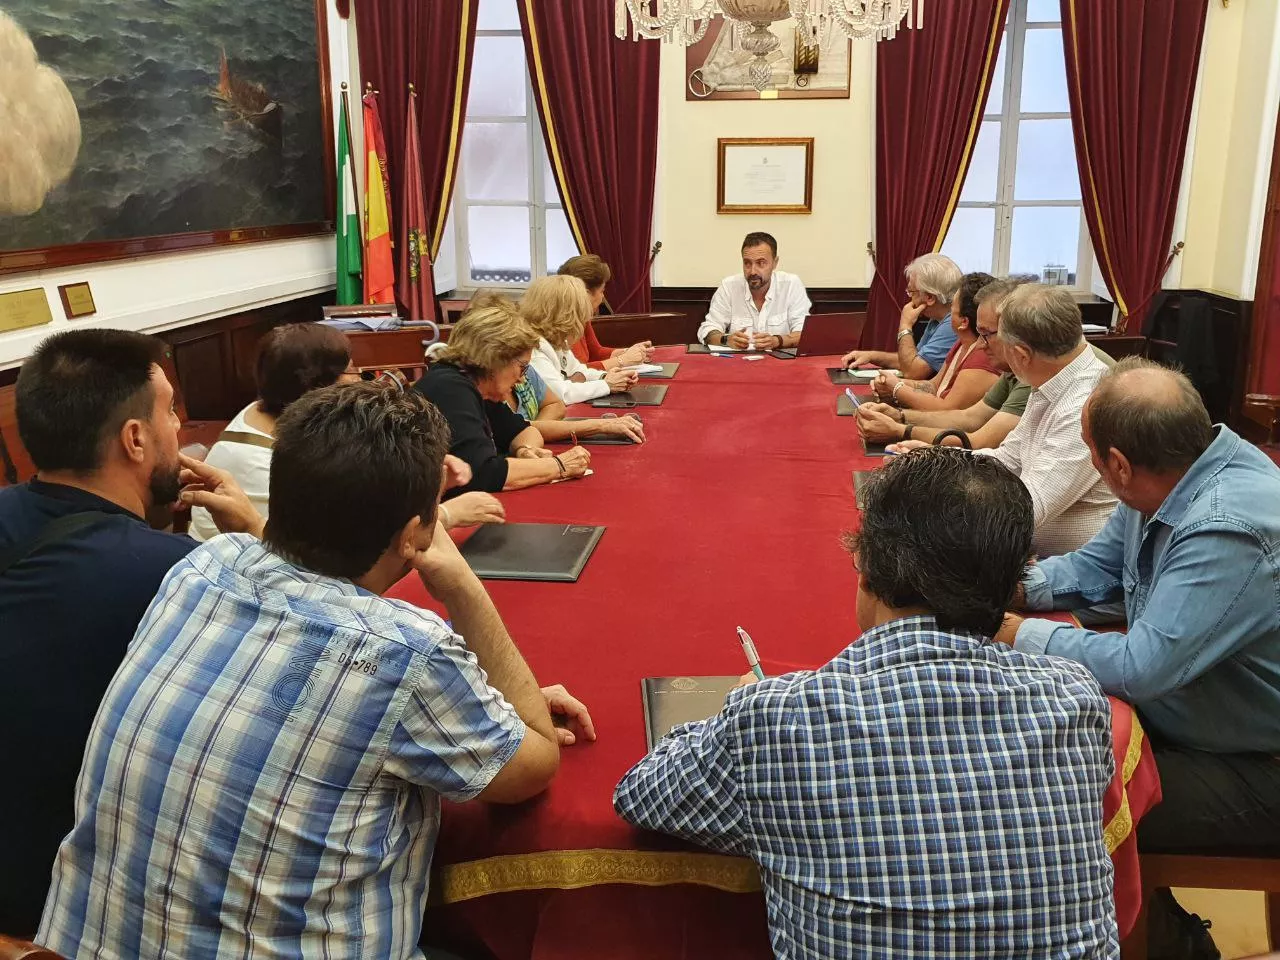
[614,1,926,77]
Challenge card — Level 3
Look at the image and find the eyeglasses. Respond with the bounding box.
[517,359,531,375]
[976,329,998,348]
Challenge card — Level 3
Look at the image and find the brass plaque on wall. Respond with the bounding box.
[0,287,54,333]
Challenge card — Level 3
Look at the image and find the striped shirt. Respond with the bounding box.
[614,615,1118,959]
[38,534,524,960]
[982,345,1118,556]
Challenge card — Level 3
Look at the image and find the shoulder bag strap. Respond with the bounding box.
[216,430,275,451]
[0,510,117,577]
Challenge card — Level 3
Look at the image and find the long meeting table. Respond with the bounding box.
[387,346,1161,959]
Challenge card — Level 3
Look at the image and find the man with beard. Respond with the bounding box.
[0,328,263,936]
[698,232,811,350]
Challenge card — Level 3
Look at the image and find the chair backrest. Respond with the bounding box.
[0,383,36,487]
[0,935,66,960]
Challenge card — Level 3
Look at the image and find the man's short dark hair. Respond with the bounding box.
[847,448,1033,636]
[266,382,451,580]
[956,272,995,329]
[742,232,778,258]
[255,323,352,416]
[1086,357,1214,473]
[16,328,166,472]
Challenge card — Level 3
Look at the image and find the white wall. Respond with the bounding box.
[0,0,357,370]
[653,40,875,289]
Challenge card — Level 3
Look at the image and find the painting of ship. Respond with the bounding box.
[214,49,282,140]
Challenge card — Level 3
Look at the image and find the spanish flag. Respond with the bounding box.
[362,87,395,305]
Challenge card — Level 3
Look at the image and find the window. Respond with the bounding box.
[449,0,577,289]
[941,0,1095,290]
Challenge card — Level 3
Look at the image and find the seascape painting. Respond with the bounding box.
[0,0,329,255]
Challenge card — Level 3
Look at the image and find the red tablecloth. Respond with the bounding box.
[388,348,1160,958]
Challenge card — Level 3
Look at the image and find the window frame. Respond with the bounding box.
[451,20,568,291]
[949,0,1095,290]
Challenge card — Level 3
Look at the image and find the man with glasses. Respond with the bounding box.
[842,253,964,378]
[858,278,1115,454]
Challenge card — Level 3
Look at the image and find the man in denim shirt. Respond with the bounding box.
[998,357,1280,956]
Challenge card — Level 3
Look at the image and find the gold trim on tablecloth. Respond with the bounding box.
[1102,704,1147,853]
[437,848,761,904]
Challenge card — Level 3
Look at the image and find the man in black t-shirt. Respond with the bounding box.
[0,329,261,936]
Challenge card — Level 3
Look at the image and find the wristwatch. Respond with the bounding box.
[903,425,914,441]
[896,329,913,340]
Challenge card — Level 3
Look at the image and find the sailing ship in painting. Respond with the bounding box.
[214,49,282,140]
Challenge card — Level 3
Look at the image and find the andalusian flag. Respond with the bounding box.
[362,88,395,304]
[335,89,362,305]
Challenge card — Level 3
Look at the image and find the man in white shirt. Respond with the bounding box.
[975,283,1117,556]
[697,232,811,349]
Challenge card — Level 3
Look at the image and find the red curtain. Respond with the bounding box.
[869,0,1011,349]
[354,0,479,304]
[518,1,660,313]
[1062,0,1208,333]
[1248,105,1280,395]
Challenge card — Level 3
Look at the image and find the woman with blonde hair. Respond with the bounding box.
[415,300,591,492]
[522,275,637,405]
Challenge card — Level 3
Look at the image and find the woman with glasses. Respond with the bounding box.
[415,302,592,494]
[870,272,1000,413]
[522,275,637,406]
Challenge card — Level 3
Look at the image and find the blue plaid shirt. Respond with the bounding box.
[39,535,525,960]
[615,616,1118,959]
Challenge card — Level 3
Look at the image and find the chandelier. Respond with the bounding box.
[615,1,924,88]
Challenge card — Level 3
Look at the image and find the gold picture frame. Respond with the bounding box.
[717,138,814,214]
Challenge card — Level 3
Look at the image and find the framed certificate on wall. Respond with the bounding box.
[717,138,814,214]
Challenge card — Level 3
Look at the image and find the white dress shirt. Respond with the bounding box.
[979,346,1118,557]
[697,270,811,343]
[529,336,609,405]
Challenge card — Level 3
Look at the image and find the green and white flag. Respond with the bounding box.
[336,90,363,305]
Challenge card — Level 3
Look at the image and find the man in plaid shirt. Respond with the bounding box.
[39,383,594,960]
[615,448,1117,958]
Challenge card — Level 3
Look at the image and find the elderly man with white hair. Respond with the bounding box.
[842,253,964,379]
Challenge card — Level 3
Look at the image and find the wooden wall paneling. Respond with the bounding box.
[169,332,231,422]
[1146,291,1251,424]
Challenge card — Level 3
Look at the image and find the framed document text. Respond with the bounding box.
[717,138,813,214]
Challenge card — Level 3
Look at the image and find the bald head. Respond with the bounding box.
[1086,357,1213,473]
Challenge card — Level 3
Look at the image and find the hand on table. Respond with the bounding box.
[617,341,654,365]
[857,406,907,443]
[873,372,902,402]
[992,613,1024,647]
[842,349,876,370]
[556,445,592,478]
[596,415,645,443]
[442,492,505,529]
[542,684,597,746]
[177,453,264,537]
[604,368,638,393]
[724,330,754,350]
[885,438,930,455]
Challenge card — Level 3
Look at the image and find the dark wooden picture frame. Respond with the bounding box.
[0,0,336,277]
[717,137,814,214]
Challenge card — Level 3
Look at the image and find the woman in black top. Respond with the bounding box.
[415,302,591,495]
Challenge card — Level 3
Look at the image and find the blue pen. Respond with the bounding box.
[844,387,861,408]
[736,626,767,681]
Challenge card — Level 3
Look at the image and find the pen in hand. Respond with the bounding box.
[736,626,766,681]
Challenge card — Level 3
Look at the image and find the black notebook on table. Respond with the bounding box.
[591,384,668,408]
[836,393,860,416]
[459,523,605,582]
[827,367,857,385]
[556,418,638,445]
[641,676,739,750]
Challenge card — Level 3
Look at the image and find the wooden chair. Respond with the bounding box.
[1120,854,1280,959]
[345,328,451,383]
[0,935,65,959]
